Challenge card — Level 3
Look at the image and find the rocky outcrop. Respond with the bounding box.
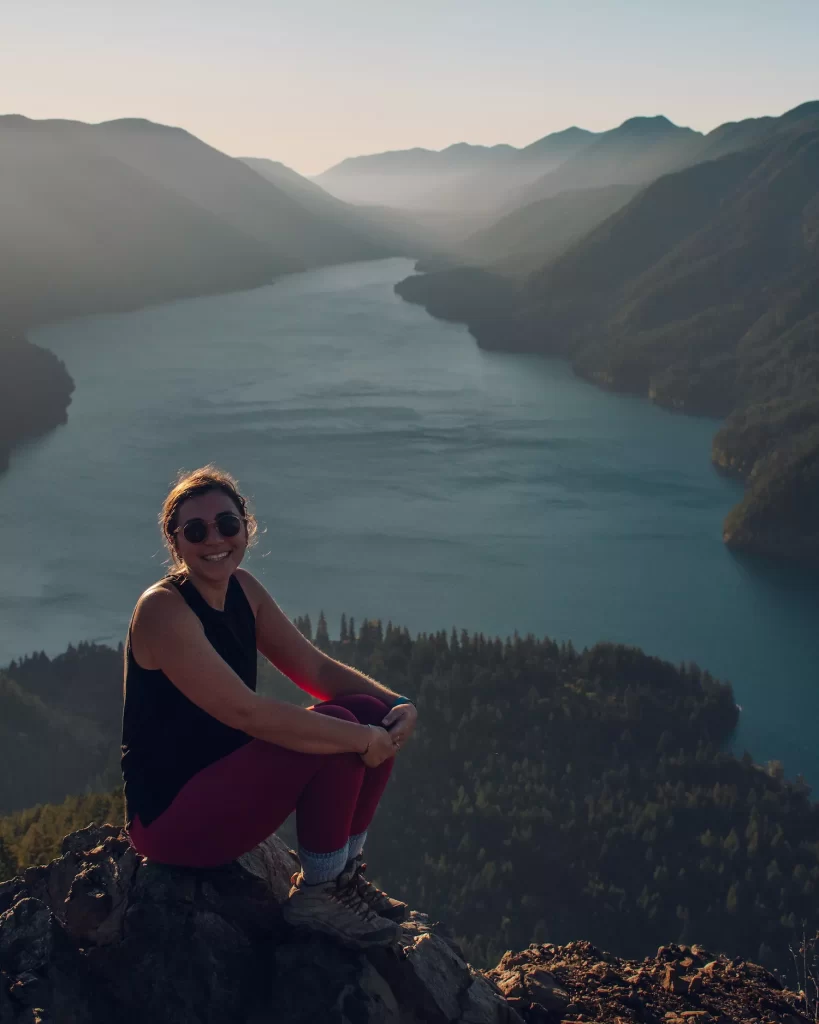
[489,940,809,1024]
[0,824,519,1024]
[1,824,811,1024]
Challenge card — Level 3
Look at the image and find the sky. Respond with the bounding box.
[4,0,818,175]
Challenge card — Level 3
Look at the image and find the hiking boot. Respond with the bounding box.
[338,855,409,923]
[282,871,401,949]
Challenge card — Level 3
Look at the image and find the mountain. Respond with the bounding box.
[419,127,598,224]
[508,115,702,211]
[0,643,122,815]
[458,183,639,275]
[315,141,518,207]
[395,101,819,563]
[76,119,396,268]
[241,155,344,210]
[0,671,108,815]
[0,115,406,330]
[239,156,449,254]
[314,130,598,223]
[0,115,284,327]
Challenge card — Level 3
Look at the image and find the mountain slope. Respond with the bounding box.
[88,119,393,267]
[0,116,410,330]
[315,141,519,207]
[239,156,446,254]
[0,672,108,814]
[460,183,639,274]
[510,116,702,209]
[395,102,819,562]
[240,155,352,213]
[419,127,598,223]
[0,116,294,326]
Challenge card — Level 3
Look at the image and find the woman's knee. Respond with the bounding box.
[311,704,359,724]
[316,694,390,726]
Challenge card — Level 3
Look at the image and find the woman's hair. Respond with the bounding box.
[160,465,257,568]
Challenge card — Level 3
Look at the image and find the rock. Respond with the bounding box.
[485,940,806,1024]
[0,827,520,1024]
[661,965,687,995]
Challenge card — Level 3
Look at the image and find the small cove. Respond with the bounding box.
[3,258,819,783]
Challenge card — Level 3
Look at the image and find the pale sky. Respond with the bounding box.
[4,0,818,175]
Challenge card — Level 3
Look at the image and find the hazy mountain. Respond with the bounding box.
[86,119,394,267]
[314,130,597,218]
[0,115,291,327]
[0,116,408,329]
[395,102,819,563]
[239,156,450,254]
[458,183,639,275]
[315,141,523,207]
[241,155,344,209]
[519,125,595,162]
[418,127,598,223]
[508,115,702,210]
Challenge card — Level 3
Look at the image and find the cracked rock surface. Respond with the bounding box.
[488,940,810,1024]
[2,827,812,1024]
[0,824,520,1024]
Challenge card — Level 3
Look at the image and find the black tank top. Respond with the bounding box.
[121,573,257,827]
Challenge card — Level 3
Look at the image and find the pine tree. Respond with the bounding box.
[315,611,330,650]
[0,837,16,881]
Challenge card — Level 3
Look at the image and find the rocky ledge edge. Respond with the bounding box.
[0,824,810,1024]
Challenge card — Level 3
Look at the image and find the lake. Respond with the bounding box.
[3,258,819,783]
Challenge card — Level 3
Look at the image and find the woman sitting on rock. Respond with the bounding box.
[121,465,417,949]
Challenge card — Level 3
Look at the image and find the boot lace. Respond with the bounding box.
[334,876,379,920]
[353,863,391,906]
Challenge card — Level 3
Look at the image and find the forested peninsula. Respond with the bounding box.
[395,103,819,564]
[3,618,818,976]
[0,329,74,472]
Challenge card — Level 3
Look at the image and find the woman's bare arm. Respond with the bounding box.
[132,587,374,755]
[236,569,402,705]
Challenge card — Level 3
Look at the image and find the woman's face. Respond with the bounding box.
[172,490,248,583]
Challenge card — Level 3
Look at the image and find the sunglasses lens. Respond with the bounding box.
[182,519,208,544]
[216,514,242,538]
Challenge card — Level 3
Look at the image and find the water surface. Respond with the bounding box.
[3,259,818,782]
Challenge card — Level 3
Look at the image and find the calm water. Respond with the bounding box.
[3,259,819,782]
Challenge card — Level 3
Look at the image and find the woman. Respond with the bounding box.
[121,465,418,949]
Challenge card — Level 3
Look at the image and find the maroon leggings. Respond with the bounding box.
[128,694,393,868]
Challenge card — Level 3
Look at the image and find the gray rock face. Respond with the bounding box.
[0,825,521,1024]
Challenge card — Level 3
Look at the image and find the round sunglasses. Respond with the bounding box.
[173,512,244,545]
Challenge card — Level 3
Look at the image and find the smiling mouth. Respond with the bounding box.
[203,552,230,562]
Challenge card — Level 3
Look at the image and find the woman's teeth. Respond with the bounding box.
[203,552,229,562]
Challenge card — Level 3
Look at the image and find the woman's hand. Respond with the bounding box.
[381,702,418,751]
[360,725,398,768]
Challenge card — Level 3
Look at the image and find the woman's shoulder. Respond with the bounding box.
[129,580,191,671]
[132,579,191,635]
[233,567,265,616]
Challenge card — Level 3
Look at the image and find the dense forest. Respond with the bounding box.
[0,329,74,472]
[395,102,819,564]
[2,619,818,976]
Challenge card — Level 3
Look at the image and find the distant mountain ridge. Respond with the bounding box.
[319,140,519,177]
[314,127,599,212]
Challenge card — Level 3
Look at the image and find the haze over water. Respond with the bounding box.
[3,259,818,783]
